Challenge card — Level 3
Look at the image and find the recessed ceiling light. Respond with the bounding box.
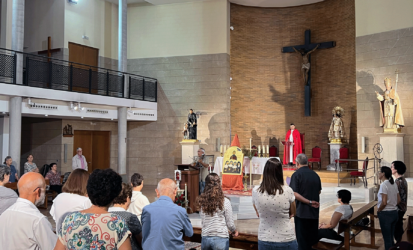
[45,114,48,117]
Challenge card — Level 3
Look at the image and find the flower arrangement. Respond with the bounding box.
[175,192,185,206]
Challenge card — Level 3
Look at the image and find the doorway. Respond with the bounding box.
[73,130,110,173]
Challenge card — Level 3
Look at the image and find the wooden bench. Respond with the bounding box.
[39,179,58,210]
[4,182,17,190]
[397,215,413,245]
[184,227,258,250]
[313,201,379,250]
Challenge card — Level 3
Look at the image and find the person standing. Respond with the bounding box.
[0,165,18,215]
[141,178,193,250]
[0,172,57,249]
[4,156,18,183]
[191,148,209,194]
[72,147,88,171]
[283,124,303,165]
[391,161,408,243]
[378,166,401,250]
[197,173,238,250]
[187,109,197,140]
[253,160,298,250]
[24,154,38,173]
[289,154,321,250]
[128,173,150,222]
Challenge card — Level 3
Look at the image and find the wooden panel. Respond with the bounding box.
[83,46,99,68]
[179,170,199,214]
[91,131,110,172]
[68,42,84,65]
[73,131,93,173]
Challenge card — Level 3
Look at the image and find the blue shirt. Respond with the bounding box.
[8,165,17,183]
[142,196,193,250]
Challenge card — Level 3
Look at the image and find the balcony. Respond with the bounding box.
[0,48,157,102]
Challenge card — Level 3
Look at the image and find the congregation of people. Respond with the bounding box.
[0,151,408,250]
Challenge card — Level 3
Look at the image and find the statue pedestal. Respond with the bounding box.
[326,143,345,171]
[378,133,405,166]
[180,140,200,164]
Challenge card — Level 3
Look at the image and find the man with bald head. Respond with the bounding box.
[141,178,193,250]
[0,172,57,249]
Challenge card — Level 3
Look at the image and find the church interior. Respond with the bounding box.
[1,0,413,249]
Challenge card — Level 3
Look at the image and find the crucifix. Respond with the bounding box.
[38,36,61,61]
[282,30,336,116]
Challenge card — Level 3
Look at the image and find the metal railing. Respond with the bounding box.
[335,158,378,188]
[0,48,157,102]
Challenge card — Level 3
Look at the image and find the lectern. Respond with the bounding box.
[282,141,293,165]
[179,169,199,214]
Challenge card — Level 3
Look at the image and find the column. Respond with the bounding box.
[0,116,10,161]
[117,0,128,175]
[9,97,22,174]
[117,107,127,175]
[11,0,24,84]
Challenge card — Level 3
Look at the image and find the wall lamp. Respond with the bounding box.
[70,102,84,111]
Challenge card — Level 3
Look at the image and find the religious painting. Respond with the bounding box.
[222,146,244,175]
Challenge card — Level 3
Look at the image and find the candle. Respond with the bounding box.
[220,145,223,153]
[223,145,226,153]
[249,138,252,151]
[262,145,265,154]
[258,145,261,154]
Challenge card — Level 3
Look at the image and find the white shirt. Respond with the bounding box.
[109,207,126,212]
[127,190,150,221]
[71,155,88,171]
[252,185,296,243]
[378,180,399,211]
[0,198,57,250]
[333,205,353,234]
[50,193,92,227]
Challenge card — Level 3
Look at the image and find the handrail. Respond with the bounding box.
[0,47,157,80]
[0,47,157,102]
[335,158,378,188]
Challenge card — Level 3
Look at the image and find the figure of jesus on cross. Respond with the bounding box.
[293,44,319,86]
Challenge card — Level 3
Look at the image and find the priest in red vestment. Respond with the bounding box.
[283,124,303,165]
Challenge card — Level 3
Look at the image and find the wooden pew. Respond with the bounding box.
[184,227,258,250]
[399,215,413,244]
[4,182,17,190]
[313,201,379,250]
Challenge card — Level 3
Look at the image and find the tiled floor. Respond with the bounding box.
[41,185,409,250]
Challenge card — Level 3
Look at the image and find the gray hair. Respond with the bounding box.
[296,154,308,166]
[0,165,10,182]
[76,148,82,152]
[157,179,177,193]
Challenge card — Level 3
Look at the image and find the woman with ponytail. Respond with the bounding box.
[197,173,238,250]
[377,166,401,250]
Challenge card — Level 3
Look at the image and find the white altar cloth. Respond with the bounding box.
[213,156,280,175]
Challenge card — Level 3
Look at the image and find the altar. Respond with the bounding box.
[213,156,280,175]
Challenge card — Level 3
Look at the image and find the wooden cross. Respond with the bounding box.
[38,37,61,61]
[282,30,336,116]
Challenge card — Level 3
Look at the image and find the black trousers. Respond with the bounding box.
[394,210,406,243]
[295,216,319,250]
[318,228,343,241]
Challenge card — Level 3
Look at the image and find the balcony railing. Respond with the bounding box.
[0,48,157,102]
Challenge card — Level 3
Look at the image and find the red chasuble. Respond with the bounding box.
[282,129,303,165]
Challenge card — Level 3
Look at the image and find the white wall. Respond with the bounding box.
[0,0,13,49]
[24,0,65,52]
[356,0,413,37]
[127,0,229,58]
[64,0,118,59]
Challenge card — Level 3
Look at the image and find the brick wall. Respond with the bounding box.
[230,0,357,169]
[357,27,413,177]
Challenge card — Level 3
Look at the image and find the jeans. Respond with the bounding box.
[199,181,206,194]
[258,240,298,250]
[394,210,406,243]
[378,210,398,250]
[201,236,229,250]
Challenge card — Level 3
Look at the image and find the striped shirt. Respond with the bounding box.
[200,198,236,238]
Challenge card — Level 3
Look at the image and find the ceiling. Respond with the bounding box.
[104,0,325,7]
[229,0,325,7]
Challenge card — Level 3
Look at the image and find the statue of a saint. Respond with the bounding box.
[375,78,404,132]
[293,44,320,85]
[187,109,197,139]
[328,106,345,143]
